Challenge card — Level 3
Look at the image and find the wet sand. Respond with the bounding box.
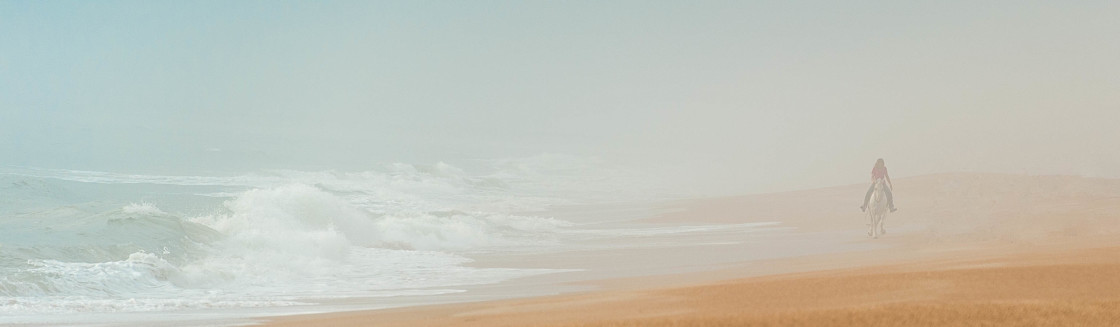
[262,173,1120,326]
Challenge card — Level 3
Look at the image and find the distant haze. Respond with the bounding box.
[2,1,1117,194]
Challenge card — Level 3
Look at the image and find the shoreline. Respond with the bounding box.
[262,244,1120,326]
[259,173,1120,326]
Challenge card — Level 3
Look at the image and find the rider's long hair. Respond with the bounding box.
[875,158,885,168]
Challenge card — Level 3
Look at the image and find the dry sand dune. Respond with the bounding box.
[265,173,1120,326]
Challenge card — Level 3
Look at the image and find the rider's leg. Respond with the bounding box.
[885,186,897,211]
[861,184,873,210]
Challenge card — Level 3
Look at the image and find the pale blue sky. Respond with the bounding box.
[2,1,1117,192]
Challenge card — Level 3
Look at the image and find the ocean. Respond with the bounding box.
[0,155,806,325]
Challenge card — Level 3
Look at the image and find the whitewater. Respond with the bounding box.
[0,155,795,325]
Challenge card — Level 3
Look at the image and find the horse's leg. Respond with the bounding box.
[871,215,878,239]
[867,212,874,237]
[870,213,878,238]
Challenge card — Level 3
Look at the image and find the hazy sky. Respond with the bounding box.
[2,1,1117,193]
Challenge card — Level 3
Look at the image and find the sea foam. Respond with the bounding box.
[0,156,627,316]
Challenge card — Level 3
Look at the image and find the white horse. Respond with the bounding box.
[867,178,889,238]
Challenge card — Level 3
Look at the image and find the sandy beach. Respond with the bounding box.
[262,173,1120,326]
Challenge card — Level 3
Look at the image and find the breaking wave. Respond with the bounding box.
[0,155,649,315]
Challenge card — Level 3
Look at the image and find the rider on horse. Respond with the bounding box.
[861,158,898,213]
